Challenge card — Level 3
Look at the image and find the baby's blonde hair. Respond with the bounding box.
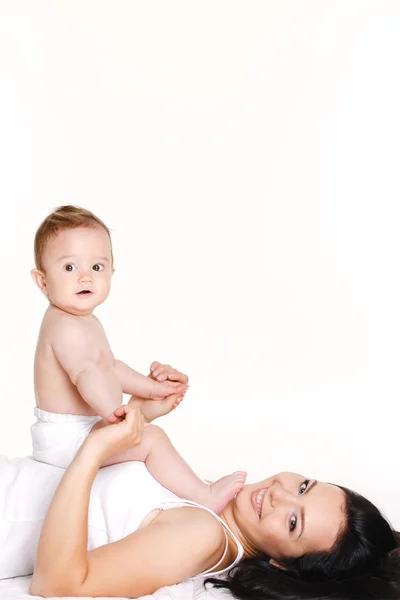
[34,205,113,271]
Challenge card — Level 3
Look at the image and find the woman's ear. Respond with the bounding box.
[31,269,48,296]
[269,559,287,570]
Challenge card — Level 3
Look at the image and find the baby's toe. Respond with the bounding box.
[235,471,247,484]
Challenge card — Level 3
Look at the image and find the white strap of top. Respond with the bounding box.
[158,499,244,579]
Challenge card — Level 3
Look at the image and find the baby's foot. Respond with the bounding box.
[206,471,247,514]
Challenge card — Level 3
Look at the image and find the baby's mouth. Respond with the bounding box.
[77,290,93,295]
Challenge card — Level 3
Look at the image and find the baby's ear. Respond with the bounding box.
[112,266,116,276]
[31,269,48,296]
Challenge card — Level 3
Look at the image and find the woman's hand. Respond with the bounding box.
[86,405,145,463]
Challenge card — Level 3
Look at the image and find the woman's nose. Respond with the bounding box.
[269,483,295,507]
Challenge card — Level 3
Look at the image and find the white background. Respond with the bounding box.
[0,1,399,529]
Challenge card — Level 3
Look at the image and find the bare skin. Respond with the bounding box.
[30,406,346,599]
[31,224,245,513]
[33,305,118,416]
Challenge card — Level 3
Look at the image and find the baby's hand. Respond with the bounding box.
[127,362,188,421]
[149,362,189,386]
[149,362,189,410]
[149,379,187,401]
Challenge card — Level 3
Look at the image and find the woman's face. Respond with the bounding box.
[233,472,345,560]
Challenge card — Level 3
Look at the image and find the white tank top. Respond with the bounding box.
[0,457,243,580]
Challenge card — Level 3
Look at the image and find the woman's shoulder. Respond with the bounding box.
[152,505,228,568]
[155,504,225,537]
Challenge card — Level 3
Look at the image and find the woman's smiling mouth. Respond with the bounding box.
[252,488,267,518]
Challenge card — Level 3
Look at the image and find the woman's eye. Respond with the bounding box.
[299,479,310,495]
[64,264,76,272]
[289,514,297,532]
[92,264,104,272]
[289,480,309,533]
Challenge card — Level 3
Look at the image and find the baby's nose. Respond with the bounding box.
[79,271,93,281]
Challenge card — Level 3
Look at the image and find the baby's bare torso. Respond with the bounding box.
[34,305,115,415]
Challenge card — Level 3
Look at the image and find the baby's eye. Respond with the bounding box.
[64,264,76,272]
[92,263,104,272]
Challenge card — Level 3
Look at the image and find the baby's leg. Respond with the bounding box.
[100,424,246,514]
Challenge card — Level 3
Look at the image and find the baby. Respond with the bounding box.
[30,205,246,514]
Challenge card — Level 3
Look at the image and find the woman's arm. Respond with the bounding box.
[62,507,224,598]
[30,406,225,598]
[30,406,144,597]
[30,447,100,596]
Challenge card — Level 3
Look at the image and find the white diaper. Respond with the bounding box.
[31,408,102,469]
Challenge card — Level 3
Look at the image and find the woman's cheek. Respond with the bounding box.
[260,515,284,556]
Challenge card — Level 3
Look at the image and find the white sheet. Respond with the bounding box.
[0,575,233,600]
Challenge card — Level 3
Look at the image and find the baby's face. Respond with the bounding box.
[39,227,114,316]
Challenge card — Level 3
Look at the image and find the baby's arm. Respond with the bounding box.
[52,319,122,421]
[114,360,187,401]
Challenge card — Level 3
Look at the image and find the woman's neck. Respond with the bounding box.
[219,499,260,558]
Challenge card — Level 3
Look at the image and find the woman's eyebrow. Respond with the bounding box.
[298,480,318,539]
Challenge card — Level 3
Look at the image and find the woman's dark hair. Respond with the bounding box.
[206,486,400,600]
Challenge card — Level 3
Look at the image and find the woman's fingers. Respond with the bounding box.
[108,403,144,424]
[172,394,185,410]
[129,409,145,445]
[108,414,123,423]
[115,406,144,446]
[124,406,135,423]
[87,404,145,460]
[108,404,129,423]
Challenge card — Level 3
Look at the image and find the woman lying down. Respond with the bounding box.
[1,404,399,600]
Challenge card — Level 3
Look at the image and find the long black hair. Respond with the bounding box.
[205,486,400,600]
